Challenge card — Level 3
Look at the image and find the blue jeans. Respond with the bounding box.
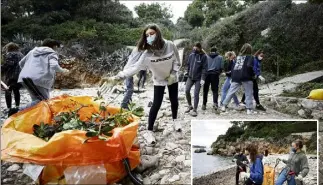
[221,77,239,106]
[121,77,133,109]
[275,169,296,185]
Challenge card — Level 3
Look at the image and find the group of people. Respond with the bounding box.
[184,42,267,117]
[1,39,69,115]
[233,140,309,185]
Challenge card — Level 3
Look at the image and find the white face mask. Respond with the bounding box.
[258,56,263,60]
[147,34,156,45]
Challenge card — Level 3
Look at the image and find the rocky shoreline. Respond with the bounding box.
[193,154,317,185]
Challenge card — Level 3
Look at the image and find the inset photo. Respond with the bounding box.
[192,120,318,185]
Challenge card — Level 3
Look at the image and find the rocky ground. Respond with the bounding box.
[193,154,318,185]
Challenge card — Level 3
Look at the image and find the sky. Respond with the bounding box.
[192,120,232,148]
[120,1,193,23]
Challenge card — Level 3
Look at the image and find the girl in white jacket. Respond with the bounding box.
[100,24,181,145]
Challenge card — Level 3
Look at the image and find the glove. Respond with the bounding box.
[200,80,205,86]
[232,159,237,162]
[258,75,265,83]
[240,172,250,179]
[295,175,303,181]
[99,76,122,94]
[167,71,177,85]
[221,72,226,77]
[62,68,69,73]
[242,161,248,165]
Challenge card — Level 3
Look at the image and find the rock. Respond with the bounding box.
[184,160,191,167]
[175,155,186,163]
[150,173,162,184]
[194,148,206,153]
[178,95,186,101]
[160,175,169,184]
[286,98,299,104]
[311,110,323,120]
[174,121,182,132]
[7,164,20,171]
[166,142,178,150]
[3,178,14,183]
[298,109,313,118]
[143,177,151,185]
[207,151,213,155]
[159,169,170,175]
[301,99,323,110]
[169,175,180,183]
[136,155,158,173]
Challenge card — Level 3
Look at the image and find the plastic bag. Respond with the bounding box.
[64,165,106,185]
[23,164,45,182]
[1,95,140,184]
[307,89,323,100]
[262,165,275,185]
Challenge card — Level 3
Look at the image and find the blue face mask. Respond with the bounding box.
[291,147,297,153]
[147,34,156,45]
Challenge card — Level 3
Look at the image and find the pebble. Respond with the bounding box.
[168,175,180,182]
[175,155,186,163]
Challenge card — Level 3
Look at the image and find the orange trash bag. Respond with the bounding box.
[262,165,275,185]
[1,95,140,185]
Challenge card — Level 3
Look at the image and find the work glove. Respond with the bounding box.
[62,68,69,73]
[295,175,303,181]
[242,161,248,165]
[200,79,205,86]
[166,71,177,85]
[258,75,265,83]
[232,158,237,162]
[240,172,250,179]
[221,72,227,77]
[99,76,123,94]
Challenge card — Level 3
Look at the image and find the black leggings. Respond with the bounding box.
[203,73,220,105]
[138,70,147,88]
[241,79,260,104]
[148,82,178,131]
[5,83,21,109]
[236,166,246,185]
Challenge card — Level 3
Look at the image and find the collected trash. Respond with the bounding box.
[1,95,143,185]
[307,89,323,100]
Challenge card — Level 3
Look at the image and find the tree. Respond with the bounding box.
[184,0,205,28]
[134,3,173,22]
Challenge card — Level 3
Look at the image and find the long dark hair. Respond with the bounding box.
[254,49,263,57]
[137,24,165,51]
[240,43,252,56]
[246,144,258,163]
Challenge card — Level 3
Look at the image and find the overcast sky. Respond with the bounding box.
[192,120,232,148]
[120,0,193,23]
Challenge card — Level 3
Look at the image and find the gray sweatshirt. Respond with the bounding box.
[18,47,64,89]
[117,40,181,86]
[283,151,309,177]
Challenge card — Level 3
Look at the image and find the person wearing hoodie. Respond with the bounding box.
[100,24,181,146]
[240,144,264,185]
[184,43,208,117]
[18,38,69,108]
[275,139,309,185]
[137,68,147,91]
[232,148,249,185]
[1,42,24,110]
[240,49,266,111]
[221,43,256,114]
[202,47,223,110]
[120,48,143,109]
[220,51,240,108]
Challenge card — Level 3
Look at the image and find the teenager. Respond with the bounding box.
[232,148,249,185]
[240,49,266,111]
[185,43,207,117]
[1,42,24,110]
[220,51,240,108]
[137,69,147,90]
[221,43,256,114]
[202,47,223,110]
[240,144,264,185]
[18,39,69,108]
[276,140,309,185]
[100,24,181,145]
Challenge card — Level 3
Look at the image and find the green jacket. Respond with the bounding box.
[283,151,309,177]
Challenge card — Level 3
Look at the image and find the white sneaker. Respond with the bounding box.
[221,106,226,112]
[239,102,246,107]
[247,109,256,115]
[142,130,156,146]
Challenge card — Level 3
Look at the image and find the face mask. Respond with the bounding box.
[147,34,156,45]
[291,147,297,153]
[258,56,263,60]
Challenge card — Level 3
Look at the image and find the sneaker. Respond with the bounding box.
[239,102,246,107]
[142,130,156,146]
[185,106,193,113]
[234,105,245,111]
[247,109,256,115]
[256,104,266,111]
[213,104,218,110]
[221,106,226,112]
[202,105,206,110]
[190,110,198,117]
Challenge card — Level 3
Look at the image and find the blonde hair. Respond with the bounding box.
[225,51,236,59]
